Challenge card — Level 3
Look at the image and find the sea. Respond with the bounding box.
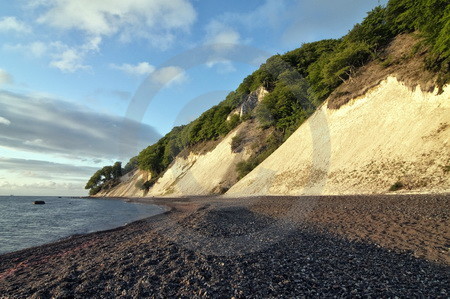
[0,196,165,255]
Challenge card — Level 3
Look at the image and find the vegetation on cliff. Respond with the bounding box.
[86,0,450,195]
[85,162,122,195]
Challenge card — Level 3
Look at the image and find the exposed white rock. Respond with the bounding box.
[226,77,450,196]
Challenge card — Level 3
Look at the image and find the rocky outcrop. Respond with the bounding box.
[239,86,268,117]
[227,87,268,120]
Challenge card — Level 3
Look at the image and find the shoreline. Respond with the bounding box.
[0,197,168,256]
[1,194,449,297]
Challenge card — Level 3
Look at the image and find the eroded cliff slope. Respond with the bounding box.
[226,76,450,196]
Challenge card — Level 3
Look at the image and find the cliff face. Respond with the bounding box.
[99,75,449,198]
[95,169,150,198]
[98,33,450,199]
[226,76,450,196]
[97,88,270,198]
[145,127,250,196]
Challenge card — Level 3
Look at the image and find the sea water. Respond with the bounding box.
[0,196,165,254]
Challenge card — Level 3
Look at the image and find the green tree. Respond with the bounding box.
[346,6,394,51]
[112,162,122,179]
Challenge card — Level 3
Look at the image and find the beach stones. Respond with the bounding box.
[33,200,46,205]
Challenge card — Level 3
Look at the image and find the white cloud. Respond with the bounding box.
[48,38,100,72]
[206,60,236,74]
[81,36,102,52]
[205,20,241,47]
[49,37,101,72]
[202,0,286,52]
[4,38,100,73]
[0,16,31,34]
[50,48,89,72]
[0,69,14,86]
[111,62,156,76]
[35,0,196,48]
[29,42,48,57]
[203,21,242,72]
[0,116,11,126]
[150,66,187,87]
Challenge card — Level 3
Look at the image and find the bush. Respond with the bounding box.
[346,6,395,51]
[227,114,241,130]
[134,178,144,190]
[231,133,245,153]
[387,0,450,86]
[236,132,283,179]
[389,181,404,191]
[142,178,158,191]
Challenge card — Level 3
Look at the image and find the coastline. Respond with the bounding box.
[0,197,167,256]
[1,194,449,297]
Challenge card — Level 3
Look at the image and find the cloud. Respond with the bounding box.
[111,62,156,76]
[150,66,187,87]
[50,48,89,72]
[4,38,101,73]
[0,180,85,196]
[0,158,98,179]
[203,0,286,50]
[0,116,11,126]
[35,0,196,48]
[202,20,243,71]
[0,90,161,161]
[0,16,31,34]
[206,60,236,74]
[205,20,241,48]
[110,63,186,85]
[0,69,14,86]
[49,37,101,72]
[28,41,48,57]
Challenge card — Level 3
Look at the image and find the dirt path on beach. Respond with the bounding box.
[0,194,449,297]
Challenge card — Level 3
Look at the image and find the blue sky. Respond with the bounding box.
[0,0,386,196]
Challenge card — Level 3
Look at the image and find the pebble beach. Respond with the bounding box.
[0,194,449,297]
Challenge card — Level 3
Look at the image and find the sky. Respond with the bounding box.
[0,0,387,196]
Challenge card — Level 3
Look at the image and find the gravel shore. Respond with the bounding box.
[1,194,449,297]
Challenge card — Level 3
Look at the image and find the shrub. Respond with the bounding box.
[142,178,158,191]
[227,114,241,130]
[134,178,144,190]
[231,133,245,153]
[389,181,404,191]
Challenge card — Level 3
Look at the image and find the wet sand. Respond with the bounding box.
[0,194,449,297]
